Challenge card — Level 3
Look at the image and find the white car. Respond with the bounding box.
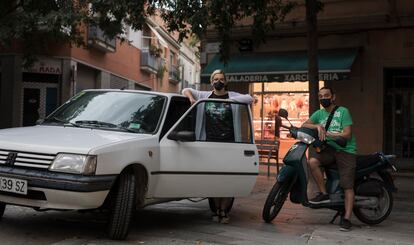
[0,89,259,239]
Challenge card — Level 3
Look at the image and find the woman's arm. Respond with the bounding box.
[229,92,254,104]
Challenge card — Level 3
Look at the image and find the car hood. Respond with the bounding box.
[0,125,150,154]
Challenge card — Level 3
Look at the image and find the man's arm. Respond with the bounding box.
[327,125,352,140]
[302,118,327,141]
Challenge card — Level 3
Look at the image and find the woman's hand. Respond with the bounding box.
[189,97,197,105]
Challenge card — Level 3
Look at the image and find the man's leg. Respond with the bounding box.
[344,188,355,220]
[309,157,327,194]
[336,151,356,231]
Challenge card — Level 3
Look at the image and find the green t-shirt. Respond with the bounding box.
[309,106,357,154]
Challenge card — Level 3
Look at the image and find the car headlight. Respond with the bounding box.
[297,131,315,144]
[49,154,97,175]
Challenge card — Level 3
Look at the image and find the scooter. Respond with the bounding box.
[262,109,397,225]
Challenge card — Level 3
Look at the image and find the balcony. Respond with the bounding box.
[140,51,160,74]
[169,65,180,83]
[87,25,116,52]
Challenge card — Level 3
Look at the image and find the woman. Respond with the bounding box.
[182,69,253,224]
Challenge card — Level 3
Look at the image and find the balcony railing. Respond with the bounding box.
[87,25,116,52]
[169,65,180,83]
[140,51,159,74]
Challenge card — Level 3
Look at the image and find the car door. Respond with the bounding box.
[154,99,259,198]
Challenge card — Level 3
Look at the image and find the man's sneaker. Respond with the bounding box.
[309,192,330,204]
[340,219,352,232]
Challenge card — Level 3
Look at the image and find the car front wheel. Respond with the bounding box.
[0,202,5,220]
[108,171,136,240]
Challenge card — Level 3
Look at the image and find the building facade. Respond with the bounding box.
[201,0,414,162]
[0,17,200,129]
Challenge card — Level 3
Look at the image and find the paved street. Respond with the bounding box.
[0,174,413,245]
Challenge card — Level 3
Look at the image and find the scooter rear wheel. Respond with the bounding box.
[353,179,393,225]
[262,181,290,223]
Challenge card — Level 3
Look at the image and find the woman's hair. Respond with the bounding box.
[210,69,226,82]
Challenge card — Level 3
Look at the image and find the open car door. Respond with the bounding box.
[154,99,259,198]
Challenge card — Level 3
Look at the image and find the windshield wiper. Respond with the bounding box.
[46,117,80,127]
[75,120,118,128]
[74,120,142,133]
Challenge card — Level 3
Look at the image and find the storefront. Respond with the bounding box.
[201,49,357,157]
[21,58,61,126]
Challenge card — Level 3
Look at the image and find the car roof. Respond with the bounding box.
[82,89,186,99]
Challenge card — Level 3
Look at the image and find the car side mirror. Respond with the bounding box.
[278,109,288,119]
[168,130,196,142]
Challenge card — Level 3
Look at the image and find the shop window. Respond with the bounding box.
[252,81,324,141]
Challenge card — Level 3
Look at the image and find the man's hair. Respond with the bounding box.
[210,69,226,82]
[319,86,334,95]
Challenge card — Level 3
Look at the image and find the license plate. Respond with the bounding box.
[0,176,27,195]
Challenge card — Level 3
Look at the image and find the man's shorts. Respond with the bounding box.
[311,146,356,189]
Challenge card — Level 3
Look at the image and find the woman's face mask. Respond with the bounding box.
[213,81,225,90]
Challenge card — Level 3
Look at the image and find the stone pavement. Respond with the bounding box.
[0,173,413,244]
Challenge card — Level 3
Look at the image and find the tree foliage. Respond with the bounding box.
[0,0,296,62]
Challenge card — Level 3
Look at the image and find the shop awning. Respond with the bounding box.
[201,49,358,83]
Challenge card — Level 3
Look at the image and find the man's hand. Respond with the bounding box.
[316,125,327,141]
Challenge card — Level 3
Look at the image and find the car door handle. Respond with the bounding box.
[244,150,255,156]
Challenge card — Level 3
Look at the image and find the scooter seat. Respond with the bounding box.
[356,153,382,170]
[325,153,382,171]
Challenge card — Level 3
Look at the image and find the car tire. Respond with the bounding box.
[0,202,5,219]
[108,171,136,240]
[208,197,234,214]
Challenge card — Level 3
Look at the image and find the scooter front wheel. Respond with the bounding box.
[262,181,290,223]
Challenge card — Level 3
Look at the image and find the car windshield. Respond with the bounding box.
[43,91,167,134]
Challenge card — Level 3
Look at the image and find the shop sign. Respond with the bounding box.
[283,72,345,82]
[23,58,62,74]
[201,72,349,83]
[227,75,272,82]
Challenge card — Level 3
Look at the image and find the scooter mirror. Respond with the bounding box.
[278,109,288,119]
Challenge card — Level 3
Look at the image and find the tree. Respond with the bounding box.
[1,0,320,112]
[306,0,323,114]
[0,0,295,61]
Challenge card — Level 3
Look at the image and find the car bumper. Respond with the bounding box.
[0,166,116,210]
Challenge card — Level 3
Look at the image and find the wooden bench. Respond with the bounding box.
[255,139,280,177]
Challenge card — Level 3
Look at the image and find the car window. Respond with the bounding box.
[43,91,167,134]
[172,100,253,144]
[160,97,191,139]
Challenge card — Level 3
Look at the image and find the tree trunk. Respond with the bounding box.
[306,0,320,114]
[306,0,320,191]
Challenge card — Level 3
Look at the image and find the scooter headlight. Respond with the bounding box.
[297,131,315,144]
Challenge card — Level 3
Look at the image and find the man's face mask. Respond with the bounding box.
[213,81,225,91]
[319,98,332,108]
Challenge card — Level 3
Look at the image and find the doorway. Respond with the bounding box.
[384,69,414,160]
[23,88,40,126]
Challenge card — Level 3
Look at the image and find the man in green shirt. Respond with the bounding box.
[302,87,357,232]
